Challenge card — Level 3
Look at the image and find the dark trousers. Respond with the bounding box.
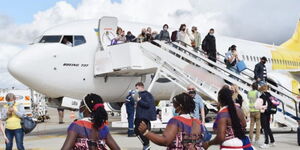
[134,118,151,146]
[5,128,25,150]
[208,52,216,67]
[127,111,135,135]
[260,113,275,144]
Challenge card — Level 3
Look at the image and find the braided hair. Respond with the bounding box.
[218,88,246,139]
[83,93,108,129]
[173,93,195,114]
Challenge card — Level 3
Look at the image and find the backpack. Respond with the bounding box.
[171,30,178,42]
[263,94,278,114]
[201,38,207,52]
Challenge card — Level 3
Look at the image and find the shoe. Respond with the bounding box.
[253,140,260,145]
[269,142,276,147]
[128,134,136,137]
[259,144,269,149]
[143,145,151,150]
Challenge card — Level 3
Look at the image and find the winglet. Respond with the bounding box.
[280,20,300,51]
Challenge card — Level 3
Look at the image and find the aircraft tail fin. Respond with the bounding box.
[280,19,300,51]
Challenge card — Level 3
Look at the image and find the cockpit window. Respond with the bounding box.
[61,36,73,47]
[74,36,86,46]
[39,35,62,43]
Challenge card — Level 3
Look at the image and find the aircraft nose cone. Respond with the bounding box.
[8,54,24,79]
[7,50,32,84]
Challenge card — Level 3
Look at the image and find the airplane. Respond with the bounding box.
[6,17,300,114]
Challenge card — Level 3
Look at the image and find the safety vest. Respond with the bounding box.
[4,102,22,130]
[248,90,259,112]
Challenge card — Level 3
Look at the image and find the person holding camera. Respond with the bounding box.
[187,85,205,123]
[1,93,25,150]
[225,45,240,74]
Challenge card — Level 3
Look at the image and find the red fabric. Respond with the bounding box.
[73,120,106,129]
[93,103,104,111]
[220,143,252,149]
[172,116,201,126]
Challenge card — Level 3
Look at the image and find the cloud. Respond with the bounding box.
[0,0,300,88]
[0,43,25,89]
[1,0,300,45]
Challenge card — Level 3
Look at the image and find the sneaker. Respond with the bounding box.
[143,145,151,150]
[269,142,276,147]
[259,144,269,149]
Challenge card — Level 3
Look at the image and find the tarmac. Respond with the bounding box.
[0,108,299,150]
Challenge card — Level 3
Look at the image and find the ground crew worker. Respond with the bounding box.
[248,82,261,143]
[125,90,136,137]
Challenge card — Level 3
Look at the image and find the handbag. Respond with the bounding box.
[201,124,212,142]
[21,116,37,134]
[236,60,247,72]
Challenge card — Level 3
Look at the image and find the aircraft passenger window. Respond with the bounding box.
[39,35,62,43]
[268,58,271,62]
[250,56,253,61]
[246,56,249,61]
[61,36,73,46]
[242,55,245,60]
[74,36,86,46]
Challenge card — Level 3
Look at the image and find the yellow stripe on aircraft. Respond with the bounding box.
[271,20,300,70]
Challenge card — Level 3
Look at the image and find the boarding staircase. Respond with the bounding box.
[94,16,299,129]
[140,40,299,129]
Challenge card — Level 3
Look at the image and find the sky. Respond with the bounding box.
[0,0,300,89]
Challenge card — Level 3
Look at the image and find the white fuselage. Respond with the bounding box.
[7,19,300,102]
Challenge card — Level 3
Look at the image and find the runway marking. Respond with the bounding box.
[0,148,44,150]
[25,135,66,141]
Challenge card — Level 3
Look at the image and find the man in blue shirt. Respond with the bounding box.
[187,85,205,124]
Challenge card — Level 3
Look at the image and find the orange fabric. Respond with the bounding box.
[172,116,201,126]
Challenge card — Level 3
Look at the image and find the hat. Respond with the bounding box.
[261,56,267,61]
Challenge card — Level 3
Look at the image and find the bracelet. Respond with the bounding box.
[143,130,149,136]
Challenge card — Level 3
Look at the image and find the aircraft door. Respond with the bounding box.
[98,16,118,50]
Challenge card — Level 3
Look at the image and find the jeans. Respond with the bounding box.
[261,113,275,144]
[5,128,25,150]
[134,119,151,146]
[228,66,240,80]
[249,112,261,141]
[127,111,135,135]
